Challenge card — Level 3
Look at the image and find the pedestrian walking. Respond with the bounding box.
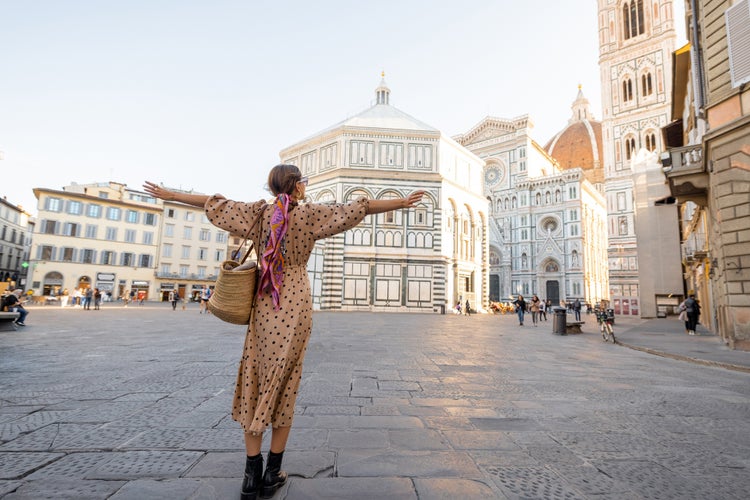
[530,295,541,326]
[539,298,547,321]
[199,286,212,314]
[684,293,701,335]
[464,299,471,316]
[94,288,101,310]
[144,165,424,500]
[513,295,527,326]
[573,298,582,321]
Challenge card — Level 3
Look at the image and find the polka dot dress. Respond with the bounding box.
[205,195,368,435]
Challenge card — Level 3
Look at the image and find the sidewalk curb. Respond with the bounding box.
[615,340,750,374]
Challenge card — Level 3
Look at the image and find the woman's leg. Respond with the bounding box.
[270,426,291,453]
[244,432,263,456]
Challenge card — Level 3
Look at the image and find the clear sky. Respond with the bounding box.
[0,0,685,215]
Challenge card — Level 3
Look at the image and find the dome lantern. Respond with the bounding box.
[375,71,390,105]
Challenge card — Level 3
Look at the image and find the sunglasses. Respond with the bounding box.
[298,177,308,186]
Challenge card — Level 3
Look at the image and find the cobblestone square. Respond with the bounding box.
[1,304,749,499]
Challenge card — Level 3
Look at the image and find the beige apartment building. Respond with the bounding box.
[28,182,230,302]
[155,196,230,302]
[0,197,34,292]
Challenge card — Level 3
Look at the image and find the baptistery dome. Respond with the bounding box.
[544,87,604,187]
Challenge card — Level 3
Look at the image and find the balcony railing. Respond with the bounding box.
[661,144,708,204]
[154,271,217,281]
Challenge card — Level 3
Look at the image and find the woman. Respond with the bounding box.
[144,165,423,500]
[513,294,527,326]
[529,295,541,326]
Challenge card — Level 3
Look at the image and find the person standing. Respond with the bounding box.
[513,295,527,326]
[530,295,541,327]
[84,287,93,310]
[464,299,471,316]
[573,298,582,321]
[684,293,701,335]
[169,290,178,311]
[144,166,424,500]
[94,288,101,310]
[539,298,547,321]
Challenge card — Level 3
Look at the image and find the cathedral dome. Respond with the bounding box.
[544,87,604,186]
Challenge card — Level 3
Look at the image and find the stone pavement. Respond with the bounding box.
[1,304,749,499]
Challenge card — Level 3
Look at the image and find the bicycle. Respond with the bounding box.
[596,309,615,342]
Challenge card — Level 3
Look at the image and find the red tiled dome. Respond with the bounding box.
[544,88,605,186]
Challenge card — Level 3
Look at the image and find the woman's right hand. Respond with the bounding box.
[143,181,175,201]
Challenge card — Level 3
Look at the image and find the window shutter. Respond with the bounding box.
[727,0,750,87]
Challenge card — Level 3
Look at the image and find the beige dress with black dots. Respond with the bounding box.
[205,195,368,435]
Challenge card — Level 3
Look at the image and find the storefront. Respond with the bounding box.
[160,283,175,301]
[131,280,150,301]
[42,271,63,296]
[96,272,116,295]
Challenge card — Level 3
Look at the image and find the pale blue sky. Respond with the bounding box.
[0,0,685,214]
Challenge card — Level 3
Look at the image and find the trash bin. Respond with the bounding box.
[606,308,615,325]
[552,307,567,335]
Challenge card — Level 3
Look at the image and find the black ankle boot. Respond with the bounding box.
[261,450,287,498]
[241,454,263,500]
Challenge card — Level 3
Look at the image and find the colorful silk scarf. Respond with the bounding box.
[258,194,291,309]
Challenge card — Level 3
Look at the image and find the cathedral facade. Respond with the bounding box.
[280,79,489,312]
[455,104,609,307]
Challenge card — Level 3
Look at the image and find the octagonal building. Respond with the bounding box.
[280,77,489,312]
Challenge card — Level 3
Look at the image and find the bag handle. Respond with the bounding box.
[233,204,267,264]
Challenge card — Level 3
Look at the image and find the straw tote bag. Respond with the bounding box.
[208,205,266,325]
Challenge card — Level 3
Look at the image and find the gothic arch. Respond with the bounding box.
[315,189,336,202]
[540,258,561,273]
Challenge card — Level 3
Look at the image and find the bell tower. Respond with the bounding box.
[597,0,679,317]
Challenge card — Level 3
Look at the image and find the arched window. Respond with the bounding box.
[645,132,657,152]
[623,3,630,39]
[625,136,637,160]
[535,193,542,205]
[641,72,653,96]
[511,197,517,209]
[623,1,645,40]
[622,78,634,102]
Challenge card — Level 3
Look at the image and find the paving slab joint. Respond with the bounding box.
[615,340,750,373]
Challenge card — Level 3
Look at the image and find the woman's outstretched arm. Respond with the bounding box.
[365,191,425,215]
[143,181,210,208]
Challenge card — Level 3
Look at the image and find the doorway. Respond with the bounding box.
[546,280,560,305]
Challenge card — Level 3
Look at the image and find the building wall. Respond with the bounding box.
[0,199,33,292]
[707,119,750,348]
